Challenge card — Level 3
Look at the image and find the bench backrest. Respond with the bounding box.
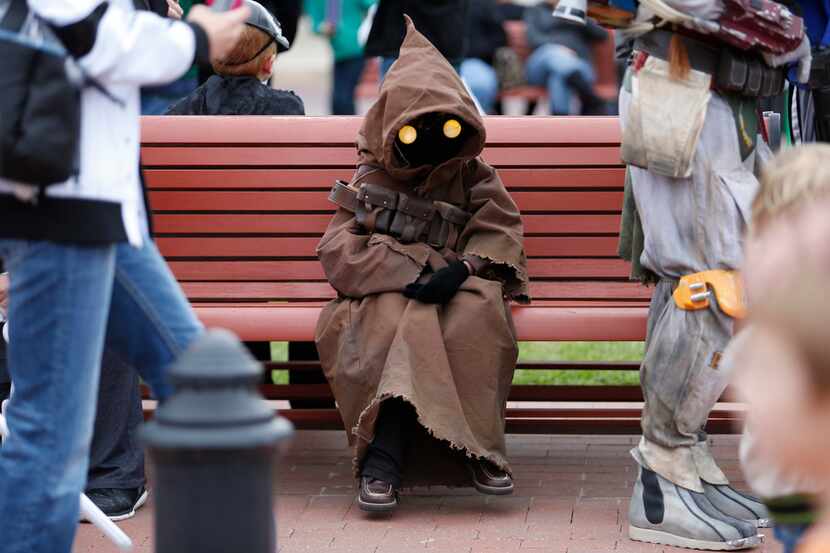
[141,116,646,306]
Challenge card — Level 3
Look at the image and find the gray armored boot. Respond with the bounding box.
[702,482,770,528]
[629,465,763,550]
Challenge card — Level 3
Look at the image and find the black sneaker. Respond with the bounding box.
[83,486,149,522]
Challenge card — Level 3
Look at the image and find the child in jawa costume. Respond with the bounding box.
[315,17,529,513]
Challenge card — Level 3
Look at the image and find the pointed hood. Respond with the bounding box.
[357,16,486,188]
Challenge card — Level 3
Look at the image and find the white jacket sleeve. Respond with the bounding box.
[27,0,198,87]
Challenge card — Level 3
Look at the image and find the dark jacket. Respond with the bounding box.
[364,0,470,65]
[524,3,607,62]
[165,75,305,115]
[465,0,507,65]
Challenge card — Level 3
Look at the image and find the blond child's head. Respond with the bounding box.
[752,144,830,231]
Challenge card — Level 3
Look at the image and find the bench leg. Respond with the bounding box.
[288,342,335,409]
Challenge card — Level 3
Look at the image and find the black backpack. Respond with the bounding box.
[0,0,82,187]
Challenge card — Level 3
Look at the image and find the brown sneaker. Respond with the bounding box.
[468,460,514,495]
[358,477,398,513]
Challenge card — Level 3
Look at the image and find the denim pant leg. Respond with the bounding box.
[332,56,366,115]
[526,44,595,115]
[460,58,499,114]
[86,349,145,491]
[105,237,203,402]
[0,240,116,553]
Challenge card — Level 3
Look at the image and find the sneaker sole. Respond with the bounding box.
[108,489,149,522]
[358,496,397,513]
[472,480,514,496]
[629,525,763,551]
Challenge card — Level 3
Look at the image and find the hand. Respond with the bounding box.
[403,261,469,304]
[0,273,8,315]
[187,4,251,61]
[763,35,812,84]
[167,0,184,19]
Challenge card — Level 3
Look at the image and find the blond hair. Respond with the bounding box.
[212,25,276,77]
[753,144,830,230]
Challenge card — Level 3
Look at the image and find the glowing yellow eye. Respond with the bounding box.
[443,119,462,139]
[398,125,417,145]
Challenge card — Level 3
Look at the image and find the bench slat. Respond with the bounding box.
[193,304,647,341]
[274,408,738,434]
[141,115,622,145]
[142,146,623,168]
[144,167,626,190]
[181,281,650,301]
[168,258,634,281]
[157,236,624,258]
[154,213,622,235]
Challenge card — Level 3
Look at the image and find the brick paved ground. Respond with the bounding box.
[73,431,781,553]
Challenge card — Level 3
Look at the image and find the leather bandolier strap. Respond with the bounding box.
[634,29,786,98]
[329,179,472,251]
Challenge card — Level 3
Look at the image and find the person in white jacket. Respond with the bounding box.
[0,2,248,552]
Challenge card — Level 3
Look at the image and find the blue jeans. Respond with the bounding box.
[0,235,202,553]
[525,43,595,115]
[460,58,499,114]
[774,523,811,553]
[333,56,366,115]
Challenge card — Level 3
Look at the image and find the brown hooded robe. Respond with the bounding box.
[315,17,529,487]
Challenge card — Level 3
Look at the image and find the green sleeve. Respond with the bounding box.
[303,0,325,34]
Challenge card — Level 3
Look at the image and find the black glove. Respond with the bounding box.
[403,261,470,304]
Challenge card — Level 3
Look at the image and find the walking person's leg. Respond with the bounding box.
[0,241,116,553]
[84,350,147,521]
[105,236,203,403]
[332,57,366,115]
[460,58,499,114]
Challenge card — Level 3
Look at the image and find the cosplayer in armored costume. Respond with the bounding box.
[607,0,812,549]
[315,17,529,513]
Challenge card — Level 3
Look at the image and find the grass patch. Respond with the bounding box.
[267,341,643,386]
[514,342,642,385]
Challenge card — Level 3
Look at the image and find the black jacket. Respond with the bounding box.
[165,75,305,115]
[465,0,507,66]
[365,0,470,65]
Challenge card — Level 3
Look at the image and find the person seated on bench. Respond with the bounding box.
[166,0,304,116]
[523,0,608,115]
[315,17,529,513]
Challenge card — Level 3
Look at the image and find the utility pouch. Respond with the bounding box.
[717,54,748,94]
[428,201,472,250]
[390,194,434,243]
[355,183,398,233]
[673,270,747,319]
[621,56,712,179]
[743,60,763,97]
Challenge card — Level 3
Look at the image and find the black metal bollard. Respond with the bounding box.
[142,329,293,553]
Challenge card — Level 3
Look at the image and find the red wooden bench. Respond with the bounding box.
[140,115,740,434]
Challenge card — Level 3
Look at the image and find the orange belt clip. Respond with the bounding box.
[672,270,747,319]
